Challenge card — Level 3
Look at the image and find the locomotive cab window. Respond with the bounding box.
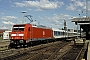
[13,25,25,31]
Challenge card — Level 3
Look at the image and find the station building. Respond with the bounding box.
[72,17,90,40]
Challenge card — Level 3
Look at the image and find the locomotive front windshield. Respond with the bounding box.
[13,25,25,31]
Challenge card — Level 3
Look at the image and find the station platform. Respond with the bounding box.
[87,40,90,60]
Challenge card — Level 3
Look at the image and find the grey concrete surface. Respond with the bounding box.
[87,40,90,60]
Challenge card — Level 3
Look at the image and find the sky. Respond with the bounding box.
[0,0,90,30]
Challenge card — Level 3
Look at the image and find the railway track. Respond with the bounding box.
[61,42,89,60]
[0,40,10,51]
[60,45,84,60]
[0,41,61,59]
[0,41,71,60]
[0,40,87,60]
[25,41,69,60]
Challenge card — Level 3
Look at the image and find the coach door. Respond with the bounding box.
[30,27,33,41]
[28,27,31,40]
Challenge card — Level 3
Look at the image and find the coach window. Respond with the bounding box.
[58,32,60,36]
[28,27,30,31]
[56,31,57,36]
[54,31,56,36]
[63,32,64,35]
[61,32,62,35]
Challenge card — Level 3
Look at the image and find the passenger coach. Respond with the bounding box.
[52,28,68,38]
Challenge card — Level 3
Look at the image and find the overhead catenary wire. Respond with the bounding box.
[49,0,61,15]
[49,0,64,22]
[0,0,29,14]
[25,0,64,26]
[71,0,87,17]
[0,6,20,15]
[0,0,70,29]
[86,0,88,18]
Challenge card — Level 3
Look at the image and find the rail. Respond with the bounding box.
[0,41,70,60]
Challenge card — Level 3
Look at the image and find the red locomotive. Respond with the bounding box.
[10,23,53,47]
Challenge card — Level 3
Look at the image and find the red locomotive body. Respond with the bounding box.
[10,24,53,47]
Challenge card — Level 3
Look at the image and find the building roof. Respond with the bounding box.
[71,17,90,32]
[72,17,90,22]
[0,29,8,34]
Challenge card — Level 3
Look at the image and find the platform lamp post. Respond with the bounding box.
[21,11,27,24]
